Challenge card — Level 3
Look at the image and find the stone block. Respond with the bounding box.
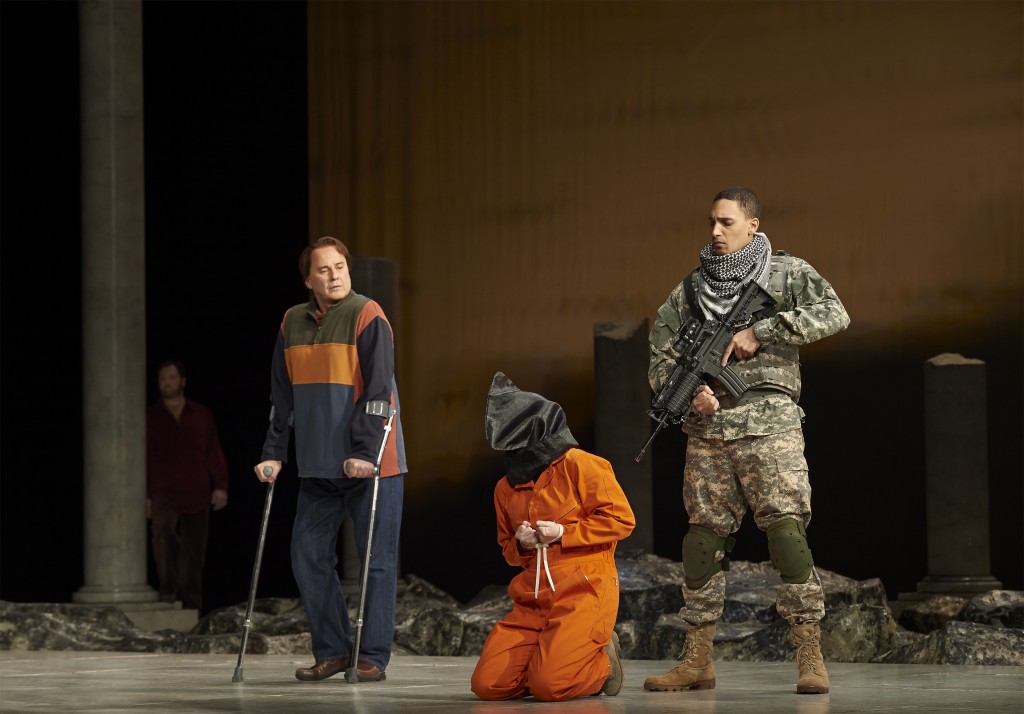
[875,621,1024,665]
[898,595,968,633]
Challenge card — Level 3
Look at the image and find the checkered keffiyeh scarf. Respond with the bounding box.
[697,232,771,319]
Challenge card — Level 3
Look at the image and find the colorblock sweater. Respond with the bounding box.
[261,293,407,478]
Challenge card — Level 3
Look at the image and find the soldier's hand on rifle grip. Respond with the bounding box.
[692,385,720,416]
[722,326,761,365]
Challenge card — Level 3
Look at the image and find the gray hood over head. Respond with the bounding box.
[484,372,578,485]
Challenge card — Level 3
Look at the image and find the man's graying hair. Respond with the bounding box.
[298,236,353,279]
[713,188,761,221]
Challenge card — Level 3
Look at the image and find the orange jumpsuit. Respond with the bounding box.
[471,448,635,701]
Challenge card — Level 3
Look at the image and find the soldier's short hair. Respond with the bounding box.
[713,188,761,221]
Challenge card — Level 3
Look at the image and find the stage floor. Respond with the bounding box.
[1,652,1021,713]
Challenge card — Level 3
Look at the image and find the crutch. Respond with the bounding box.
[345,402,396,684]
[232,466,276,683]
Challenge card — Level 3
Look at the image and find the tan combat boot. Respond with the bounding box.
[791,623,830,694]
[600,630,623,696]
[643,622,716,691]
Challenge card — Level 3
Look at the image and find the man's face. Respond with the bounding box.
[708,199,759,255]
[304,246,352,307]
[158,365,185,399]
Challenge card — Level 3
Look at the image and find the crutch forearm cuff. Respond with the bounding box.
[365,400,393,417]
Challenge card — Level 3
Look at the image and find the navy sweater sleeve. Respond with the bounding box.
[261,329,293,462]
[349,314,395,461]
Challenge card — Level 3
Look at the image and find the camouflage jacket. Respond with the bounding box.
[648,252,850,439]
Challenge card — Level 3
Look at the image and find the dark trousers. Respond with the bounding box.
[291,475,404,669]
[150,495,210,611]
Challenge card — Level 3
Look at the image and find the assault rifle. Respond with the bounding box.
[635,279,777,462]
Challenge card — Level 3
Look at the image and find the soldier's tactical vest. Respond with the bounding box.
[684,251,802,406]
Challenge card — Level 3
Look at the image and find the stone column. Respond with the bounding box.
[916,353,1002,595]
[73,0,154,607]
[594,320,654,553]
[346,257,401,586]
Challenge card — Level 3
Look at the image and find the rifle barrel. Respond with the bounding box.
[635,414,668,462]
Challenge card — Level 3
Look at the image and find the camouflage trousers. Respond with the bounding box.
[679,429,825,626]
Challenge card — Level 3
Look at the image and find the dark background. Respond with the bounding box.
[2,1,1021,614]
[1,0,311,612]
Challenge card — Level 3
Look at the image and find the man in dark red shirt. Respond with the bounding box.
[146,360,229,611]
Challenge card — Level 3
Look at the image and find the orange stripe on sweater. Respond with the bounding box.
[285,343,358,385]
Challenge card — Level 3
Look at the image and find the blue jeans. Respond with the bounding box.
[291,475,404,669]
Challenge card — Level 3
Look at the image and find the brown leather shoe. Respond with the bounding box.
[295,658,349,681]
[352,660,386,682]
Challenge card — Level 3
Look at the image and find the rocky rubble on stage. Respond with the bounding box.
[2,552,1021,666]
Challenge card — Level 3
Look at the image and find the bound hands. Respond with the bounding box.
[535,520,564,544]
[515,522,539,548]
[515,520,564,550]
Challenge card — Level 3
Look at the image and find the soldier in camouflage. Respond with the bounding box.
[642,188,850,696]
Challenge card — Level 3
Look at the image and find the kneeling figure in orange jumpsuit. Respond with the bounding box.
[471,372,636,701]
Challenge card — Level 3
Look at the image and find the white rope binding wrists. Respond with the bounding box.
[532,524,563,598]
[533,544,556,598]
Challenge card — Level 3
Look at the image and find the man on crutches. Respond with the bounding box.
[255,236,407,684]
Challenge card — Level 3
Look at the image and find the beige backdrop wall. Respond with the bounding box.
[308,0,1023,510]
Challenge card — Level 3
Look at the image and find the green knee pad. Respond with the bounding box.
[766,518,814,584]
[682,525,735,590]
